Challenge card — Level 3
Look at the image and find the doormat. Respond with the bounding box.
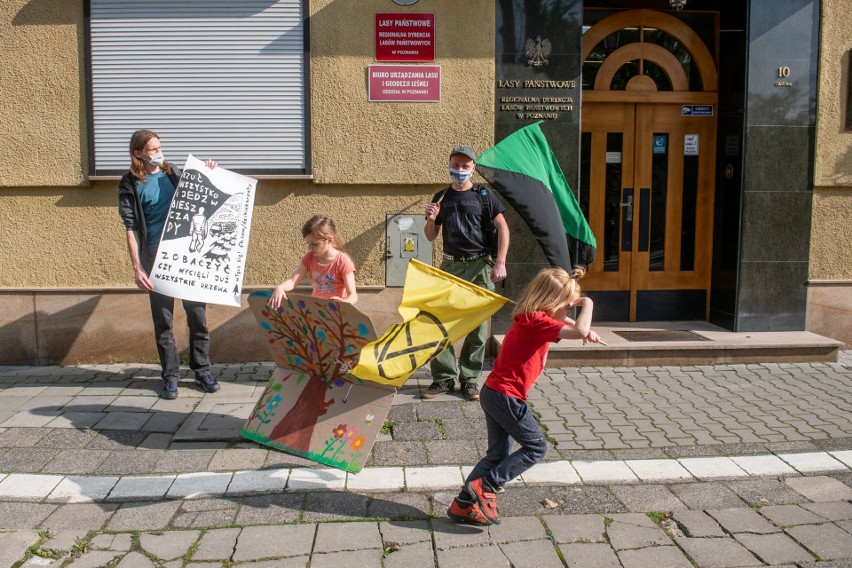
[613,330,710,342]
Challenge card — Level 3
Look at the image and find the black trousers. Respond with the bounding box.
[143,252,211,381]
[148,291,211,381]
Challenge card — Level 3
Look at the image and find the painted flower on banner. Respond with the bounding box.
[332,424,347,439]
[351,434,366,451]
[267,395,282,410]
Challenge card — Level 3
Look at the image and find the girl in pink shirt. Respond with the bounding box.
[269,216,358,308]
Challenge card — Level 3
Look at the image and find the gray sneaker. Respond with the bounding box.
[161,379,178,399]
[195,374,220,393]
[461,382,480,401]
[421,381,454,399]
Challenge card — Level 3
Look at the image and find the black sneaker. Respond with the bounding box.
[195,373,221,393]
[461,382,480,401]
[161,379,178,399]
[421,381,454,399]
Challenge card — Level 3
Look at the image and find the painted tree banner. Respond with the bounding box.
[242,291,394,473]
[149,155,257,307]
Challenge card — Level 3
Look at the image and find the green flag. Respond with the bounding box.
[477,121,596,269]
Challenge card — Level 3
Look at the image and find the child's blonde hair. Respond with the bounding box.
[512,267,586,318]
[301,215,344,249]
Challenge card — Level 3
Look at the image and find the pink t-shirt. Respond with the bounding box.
[300,251,356,299]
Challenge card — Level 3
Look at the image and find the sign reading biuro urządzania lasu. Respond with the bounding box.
[149,155,257,307]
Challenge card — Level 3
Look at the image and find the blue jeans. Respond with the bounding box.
[461,384,547,496]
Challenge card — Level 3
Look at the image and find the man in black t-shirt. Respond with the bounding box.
[422,145,510,401]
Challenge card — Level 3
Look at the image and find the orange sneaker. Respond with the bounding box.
[466,478,501,524]
[447,498,492,526]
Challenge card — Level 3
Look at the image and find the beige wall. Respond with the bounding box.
[810,0,852,280]
[0,0,496,363]
[310,0,494,185]
[813,0,852,188]
[0,0,494,290]
[0,0,87,188]
[807,0,852,346]
[809,188,852,280]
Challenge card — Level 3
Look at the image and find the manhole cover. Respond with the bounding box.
[613,330,709,342]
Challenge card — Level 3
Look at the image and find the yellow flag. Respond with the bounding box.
[349,259,508,388]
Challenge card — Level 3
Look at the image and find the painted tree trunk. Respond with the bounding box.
[269,376,333,452]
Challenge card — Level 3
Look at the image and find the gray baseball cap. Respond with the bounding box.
[450,145,476,161]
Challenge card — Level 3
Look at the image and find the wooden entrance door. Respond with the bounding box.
[581,102,716,321]
[580,9,718,321]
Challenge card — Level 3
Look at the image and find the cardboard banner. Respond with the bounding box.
[149,155,256,307]
[243,291,394,473]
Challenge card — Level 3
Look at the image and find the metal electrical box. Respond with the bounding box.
[385,214,433,287]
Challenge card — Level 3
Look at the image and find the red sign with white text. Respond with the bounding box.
[368,65,441,102]
[375,13,435,62]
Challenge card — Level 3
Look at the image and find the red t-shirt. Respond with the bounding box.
[300,251,356,299]
[484,312,564,401]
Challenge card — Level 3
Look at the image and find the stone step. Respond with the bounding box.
[492,322,844,366]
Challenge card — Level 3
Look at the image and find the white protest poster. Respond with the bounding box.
[150,155,257,307]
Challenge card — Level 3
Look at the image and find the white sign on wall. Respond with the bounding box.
[150,155,257,307]
[605,151,622,164]
[684,134,699,156]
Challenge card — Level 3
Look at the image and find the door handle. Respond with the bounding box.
[621,188,633,252]
[619,194,633,222]
[638,188,650,252]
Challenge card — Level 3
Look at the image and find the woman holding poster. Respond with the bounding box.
[117,129,221,400]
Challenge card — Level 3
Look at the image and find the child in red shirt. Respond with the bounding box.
[448,267,600,525]
[269,215,358,308]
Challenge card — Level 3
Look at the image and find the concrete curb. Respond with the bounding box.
[1,451,850,503]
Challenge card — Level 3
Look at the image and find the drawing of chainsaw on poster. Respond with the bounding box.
[149,155,257,307]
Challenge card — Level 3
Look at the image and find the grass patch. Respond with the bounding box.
[69,532,94,557]
[539,517,569,565]
[24,530,55,560]
[182,530,204,563]
[434,418,446,440]
[380,420,398,435]
[646,511,670,525]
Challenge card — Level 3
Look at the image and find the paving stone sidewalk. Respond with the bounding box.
[1,355,852,476]
[4,474,852,567]
[1,353,852,567]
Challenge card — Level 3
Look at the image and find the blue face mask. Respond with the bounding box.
[450,168,473,184]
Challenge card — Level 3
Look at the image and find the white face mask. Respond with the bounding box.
[147,151,165,167]
[450,168,473,184]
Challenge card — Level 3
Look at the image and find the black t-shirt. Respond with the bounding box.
[431,184,505,257]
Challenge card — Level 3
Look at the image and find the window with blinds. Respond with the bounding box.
[87,1,308,176]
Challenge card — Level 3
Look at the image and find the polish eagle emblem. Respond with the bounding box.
[524,36,551,67]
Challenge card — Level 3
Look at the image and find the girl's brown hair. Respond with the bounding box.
[512,267,585,318]
[301,215,344,249]
[129,129,171,182]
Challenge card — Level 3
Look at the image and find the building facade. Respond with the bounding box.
[0,0,849,365]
